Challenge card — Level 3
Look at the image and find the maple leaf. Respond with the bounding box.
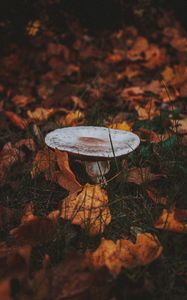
[55,150,82,194]
[154,208,187,233]
[4,111,28,130]
[87,233,163,276]
[58,183,111,235]
[127,167,163,185]
[121,86,144,101]
[27,107,68,122]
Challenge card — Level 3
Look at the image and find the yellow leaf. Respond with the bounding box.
[108,121,131,131]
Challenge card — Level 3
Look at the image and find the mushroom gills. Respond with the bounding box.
[84,160,110,185]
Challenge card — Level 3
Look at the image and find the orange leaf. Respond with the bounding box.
[55,150,82,194]
[154,208,187,233]
[58,183,111,235]
[4,111,27,129]
[108,121,132,131]
[87,233,163,276]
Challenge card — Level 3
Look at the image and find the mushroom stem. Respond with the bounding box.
[85,160,110,185]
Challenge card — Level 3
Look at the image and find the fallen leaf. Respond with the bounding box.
[127,37,149,61]
[15,138,35,152]
[11,95,30,107]
[0,143,25,185]
[154,208,187,233]
[4,111,28,129]
[55,150,82,194]
[146,188,167,205]
[108,121,132,131]
[59,183,111,235]
[10,206,56,246]
[135,100,159,120]
[0,280,12,300]
[161,66,175,83]
[31,147,56,179]
[0,206,15,229]
[106,50,126,63]
[57,110,85,126]
[0,242,31,279]
[51,254,93,300]
[87,233,163,276]
[144,45,166,69]
[121,86,144,101]
[27,107,64,122]
[137,128,170,144]
[127,167,163,185]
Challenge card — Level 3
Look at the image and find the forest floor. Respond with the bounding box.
[0,7,187,300]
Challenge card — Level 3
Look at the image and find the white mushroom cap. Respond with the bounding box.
[45,126,140,160]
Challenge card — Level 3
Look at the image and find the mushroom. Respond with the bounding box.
[45,126,140,184]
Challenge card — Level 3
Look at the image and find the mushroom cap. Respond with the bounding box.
[45,126,140,160]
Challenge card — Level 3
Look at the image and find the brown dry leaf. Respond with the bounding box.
[47,43,70,60]
[108,121,132,131]
[59,183,111,235]
[116,65,141,80]
[15,138,35,152]
[55,150,82,194]
[0,280,12,300]
[71,96,86,109]
[146,188,167,205]
[154,208,187,233]
[0,142,25,184]
[144,45,166,69]
[135,100,159,120]
[121,86,144,101]
[87,233,163,276]
[0,242,31,279]
[4,111,28,129]
[12,95,30,107]
[137,128,170,144]
[0,205,15,229]
[10,214,56,246]
[51,254,93,300]
[127,167,163,185]
[106,49,126,63]
[31,147,56,179]
[127,37,149,61]
[171,36,187,52]
[161,66,175,83]
[27,20,41,36]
